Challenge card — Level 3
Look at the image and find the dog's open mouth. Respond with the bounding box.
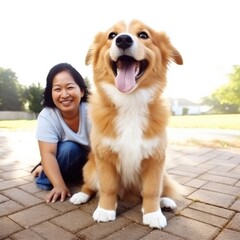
[111,56,148,93]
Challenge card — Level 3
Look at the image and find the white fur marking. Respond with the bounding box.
[69,192,90,205]
[160,197,177,210]
[101,84,161,186]
[143,209,167,229]
[93,206,116,222]
[110,33,145,62]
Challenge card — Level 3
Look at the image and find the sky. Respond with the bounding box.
[0,0,240,101]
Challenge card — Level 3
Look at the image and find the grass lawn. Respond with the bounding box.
[169,114,240,130]
[0,119,37,130]
[0,114,239,130]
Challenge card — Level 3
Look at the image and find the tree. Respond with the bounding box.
[202,94,239,114]
[215,65,240,105]
[0,67,25,111]
[201,65,240,114]
[26,83,44,115]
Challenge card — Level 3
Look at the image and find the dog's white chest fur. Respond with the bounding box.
[102,84,160,186]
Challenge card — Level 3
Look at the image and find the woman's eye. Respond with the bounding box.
[53,88,61,92]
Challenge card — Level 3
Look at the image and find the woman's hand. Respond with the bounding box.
[46,184,71,203]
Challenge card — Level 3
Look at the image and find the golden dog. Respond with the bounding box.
[70,19,183,229]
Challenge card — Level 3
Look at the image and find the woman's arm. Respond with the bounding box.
[38,141,71,202]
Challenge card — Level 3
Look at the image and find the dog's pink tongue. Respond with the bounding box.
[115,62,136,93]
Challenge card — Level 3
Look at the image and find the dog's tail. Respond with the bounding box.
[162,173,187,200]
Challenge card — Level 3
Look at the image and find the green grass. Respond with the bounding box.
[168,114,240,130]
[0,114,240,130]
[0,120,37,130]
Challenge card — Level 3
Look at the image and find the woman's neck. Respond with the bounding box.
[61,108,80,132]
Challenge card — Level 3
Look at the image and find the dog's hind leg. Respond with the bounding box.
[160,197,177,210]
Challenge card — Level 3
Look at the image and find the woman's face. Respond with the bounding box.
[52,71,83,114]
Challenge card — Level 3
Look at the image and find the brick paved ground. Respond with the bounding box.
[0,129,240,240]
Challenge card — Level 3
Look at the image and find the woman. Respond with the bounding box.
[32,63,91,203]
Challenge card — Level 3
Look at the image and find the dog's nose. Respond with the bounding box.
[116,34,133,50]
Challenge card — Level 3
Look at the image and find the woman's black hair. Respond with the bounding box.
[42,63,90,107]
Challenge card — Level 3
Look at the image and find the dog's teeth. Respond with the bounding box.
[135,66,140,77]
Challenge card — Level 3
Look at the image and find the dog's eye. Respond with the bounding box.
[108,32,117,39]
[138,31,148,39]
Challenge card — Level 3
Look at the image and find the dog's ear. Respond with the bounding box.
[85,32,105,66]
[171,48,183,65]
[158,32,183,65]
[85,48,92,66]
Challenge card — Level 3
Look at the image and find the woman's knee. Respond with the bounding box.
[57,141,89,167]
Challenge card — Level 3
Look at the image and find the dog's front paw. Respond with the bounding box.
[160,197,177,211]
[69,192,90,205]
[143,209,167,229]
[93,206,116,222]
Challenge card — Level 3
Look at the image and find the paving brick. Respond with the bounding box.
[189,202,235,219]
[34,190,47,200]
[19,182,42,194]
[197,162,216,171]
[0,193,8,203]
[231,165,240,174]
[215,229,240,240]
[188,189,236,208]
[2,188,43,207]
[208,163,238,173]
[77,216,131,240]
[103,222,151,240]
[120,205,143,224]
[1,129,240,240]
[166,216,220,240]
[202,181,240,196]
[177,154,214,166]
[208,169,240,180]
[32,221,78,240]
[183,186,197,196]
[0,216,22,239]
[185,178,207,188]
[199,173,238,185]
[174,165,207,175]
[51,209,94,233]
[0,163,30,172]
[0,200,24,217]
[168,169,198,178]
[141,230,184,240]
[75,198,99,215]
[171,175,192,184]
[0,179,28,191]
[11,229,44,240]
[9,203,60,228]
[180,208,228,228]
[48,199,79,213]
[0,169,30,180]
[227,213,240,231]
[230,199,240,211]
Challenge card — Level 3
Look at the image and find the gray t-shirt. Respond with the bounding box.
[36,102,91,147]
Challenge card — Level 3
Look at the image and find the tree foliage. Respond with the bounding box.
[215,65,240,105]
[0,67,44,114]
[201,65,240,113]
[0,67,25,110]
[26,83,44,115]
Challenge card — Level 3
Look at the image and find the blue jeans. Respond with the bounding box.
[36,141,89,191]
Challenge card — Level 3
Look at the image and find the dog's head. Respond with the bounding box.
[86,19,183,94]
